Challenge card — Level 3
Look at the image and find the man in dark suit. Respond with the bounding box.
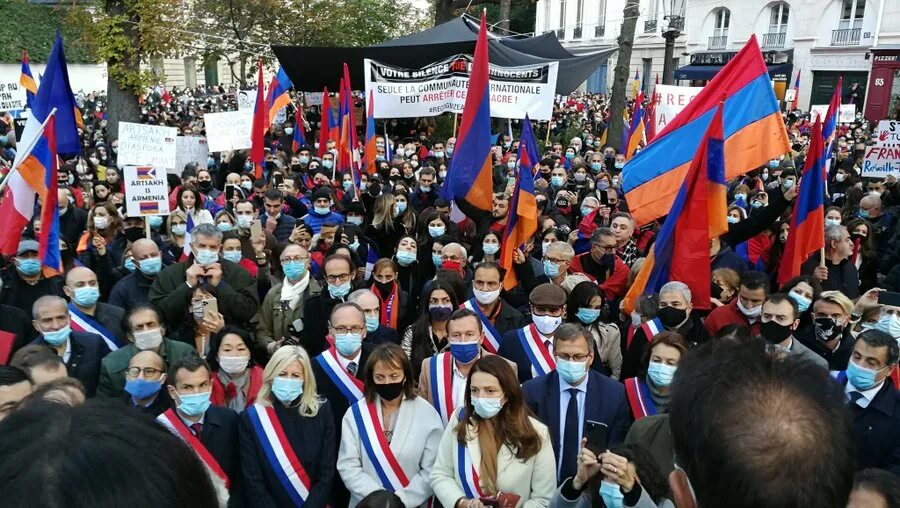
[164,355,241,503]
[833,329,900,474]
[30,296,109,397]
[63,266,126,343]
[522,322,630,485]
[499,283,568,383]
[301,255,356,357]
[462,262,527,342]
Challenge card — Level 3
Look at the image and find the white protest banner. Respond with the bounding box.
[304,92,324,106]
[116,122,177,170]
[364,55,558,120]
[123,165,170,217]
[237,90,256,111]
[175,136,209,174]
[862,120,900,178]
[809,104,856,123]
[651,84,704,134]
[784,89,796,103]
[204,110,253,152]
[0,80,27,111]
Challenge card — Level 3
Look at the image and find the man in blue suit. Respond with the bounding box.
[522,322,630,485]
[30,296,109,397]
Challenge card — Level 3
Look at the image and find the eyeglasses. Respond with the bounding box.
[556,353,591,362]
[325,273,352,284]
[593,245,617,253]
[281,256,310,263]
[331,325,365,335]
[545,257,569,264]
[126,366,163,378]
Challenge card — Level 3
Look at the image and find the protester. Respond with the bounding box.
[206,326,264,411]
[0,365,33,421]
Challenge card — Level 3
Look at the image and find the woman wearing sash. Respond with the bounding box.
[622,332,687,422]
[431,355,556,508]
[370,259,409,332]
[239,345,336,507]
[207,326,264,411]
[337,343,443,507]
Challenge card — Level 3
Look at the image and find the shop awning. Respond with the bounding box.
[674,62,793,81]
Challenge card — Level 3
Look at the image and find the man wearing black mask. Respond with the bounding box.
[759,294,827,370]
[570,227,629,301]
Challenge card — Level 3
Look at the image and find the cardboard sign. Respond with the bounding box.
[0,81,27,111]
[204,110,253,152]
[809,104,856,124]
[862,120,900,178]
[175,136,209,175]
[123,165,170,217]
[237,89,256,111]
[116,122,177,170]
[305,92,324,106]
[650,85,704,135]
[784,89,796,102]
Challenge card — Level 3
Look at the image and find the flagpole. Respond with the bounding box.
[544,119,551,149]
[0,108,57,195]
[452,113,459,138]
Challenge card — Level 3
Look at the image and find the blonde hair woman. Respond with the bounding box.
[366,194,406,259]
[239,345,336,506]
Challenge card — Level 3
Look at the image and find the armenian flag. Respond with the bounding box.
[625,92,645,160]
[139,201,160,215]
[250,60,267,179]
[777,116,826,285]
[621,35,790,227]
[19,51,36,110]
[363,90,378,176]
[292,108,307,153]
[317,87,332,158]
[440,11,494,212]
[646,75,659,142]
[823,76,842,145]
[790,69,800,111]
[265,67,293,126]
[624,102,728,313]
[517,115,540,178]
[137,166,155,180]
[500,152,538,290]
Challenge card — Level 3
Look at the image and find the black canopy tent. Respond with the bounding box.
[272,17,616,95]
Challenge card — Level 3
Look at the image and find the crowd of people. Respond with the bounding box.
[0,86,897,508]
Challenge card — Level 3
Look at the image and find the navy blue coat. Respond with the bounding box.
[259,212,297,244]
[841,377,900,474]
[522,370,631,482]
[31,331,110,397]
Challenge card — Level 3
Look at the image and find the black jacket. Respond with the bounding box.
[1,304,34,354]
[31,331,110,397]
[108,271,155,313]
[796,325,855,371]
[621,314,708,380]
[201,405,242,504]
[299,293,345,357]
[121,389,172,417]
[58,206,87,248]
[839,376,900,474]
[90,302,126,344]
[259,213,297,244]
[802,253,860,299]
[366,325,400,346]
[239,400,336,507]
[0,266,65,315]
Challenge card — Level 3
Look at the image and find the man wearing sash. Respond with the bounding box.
[498,283,567,382]
[461,263,526,354]
[159,356,240,505]
[30,296,109,397]
[348,290,400,346]
[63,267,125,351]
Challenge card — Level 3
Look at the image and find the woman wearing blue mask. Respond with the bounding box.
[622,332,687,421]
[163,211,190,265]
[401,283,459,381]
[431,355,555,507]
[473,232,502,265]
[778,276,821,330]
[416,211,451,280]
[552,442,673,508]
[239,345,336,507]
[76,202,128,275]
[393,236,424,324]
[566,281,622,379]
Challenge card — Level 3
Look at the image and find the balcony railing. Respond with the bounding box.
[644,19,657,33]
[595,24,605,37]
[708,35,727,49]
[574,24,582,39]
[831,27,861,46]
[556,28,565,40]
[762,31,786,48]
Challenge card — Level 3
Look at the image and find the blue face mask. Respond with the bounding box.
[733,193,747,202]
[272,377,303,404]
[434,151,444,158]
[432,253,443,268]
[347,216,364,226]
[450,341,480,364]
[783,179,795,190]
[343,180,353,191]
[647,361,677,387]
[396,250,417,267]
[727,216,739,224]
[768,160,780,168]
[283,261,307,281]
[565,152,575,160]
[472,396,504,419]
[482,243,499,256]
[299,156,310,164]
[543,259,560,278]
[315,205,331,216]
[825,218,841,227]
[428,226,446,238]
[217,222,234,232]
[599,481,624,508]
[16,258,41,276]
[329,281,352,299]
[551,176,564,187]
[207,157,215,168]
[577,307,601,324]
[788,291,811,313]
[876,313,900,337]
[556,358,588,384]
[859,209,870,219]
[847,360,885,391]
[125,378,162,400]
[395,201,408,215]
[751,200,764,209]
[334,332,363,356]
[349,240,360,252]
[171,224,187,236]
[42,325,71,346]
[148,215,164,229]
[222,251,242,264]
[124,258,136,272]
[507,161,516,169]
[365,315,379,333]
[581,207,593,217]
[176,391,212,417]
[139,256,162,276]
[323,160,334,169]
[194,249,218,266]
[591,162,602,172]
[71,286,101,307]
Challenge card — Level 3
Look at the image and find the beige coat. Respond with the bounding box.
[254,278,321,347]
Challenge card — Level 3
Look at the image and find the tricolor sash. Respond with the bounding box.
[517,324,555,377]
[462,299,501,353]
[375,282,400,330]
[455,408,484,499]
[315,347,364,403]
[246,404,312,506]
[350,401,410,491]
[68,303,121,351]
[640,318,664,342]
[624,377,658,420]
[429,352,455,425]
[157,409,230,489]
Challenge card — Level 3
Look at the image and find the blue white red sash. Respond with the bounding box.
[640,318,664,342]
[350,400,410,491]
[517,324,555,377]
[246,404,312,506]
[429,352,455,425]
[157,409,230,489]
[624,377,658,420]
[462,299,501,353]
[315,347,364,403]
[455,408,484,498]
[68,303,121,351]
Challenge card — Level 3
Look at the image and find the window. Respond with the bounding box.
[558,0,567,39]
[769,2,789,33]
[595,0,606,37]
[840,0,865,29]
[544,0,552,32]
[574,0,583,38]
[644,0,659,32]
[714,8,730,38]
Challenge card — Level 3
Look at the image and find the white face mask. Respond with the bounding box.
[736,298,762,320]
[133,328,164,350]
[630,311,642,327]
[473,288,501,306]
[532,314,562,336]
[218,355,251,375]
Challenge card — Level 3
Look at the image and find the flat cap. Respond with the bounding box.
[529,283,567,307]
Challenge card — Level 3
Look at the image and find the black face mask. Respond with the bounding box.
[658,306,687,328]
[760,320,793,344]
[198,180,213,193]
[373,280,393,296]
[374,381,404,401]
[124,228,144,243]
[599,253,615,267]
[711,282,724,300]
[815,317,843,342]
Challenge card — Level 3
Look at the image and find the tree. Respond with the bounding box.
[606,0,639,152]
[70,0,190,137]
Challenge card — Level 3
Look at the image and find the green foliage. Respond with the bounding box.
[484,1,537,35]
[0,0,92,63]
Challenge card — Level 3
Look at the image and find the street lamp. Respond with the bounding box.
[662,0,685,85]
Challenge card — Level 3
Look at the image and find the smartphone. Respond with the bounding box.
[878,291,900,307]
[225,184,236,201]
[599,189,610,206]
[272,173,284,187]
[250,219,263,240]
[202,297,218,321]
[584,420,609,455]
